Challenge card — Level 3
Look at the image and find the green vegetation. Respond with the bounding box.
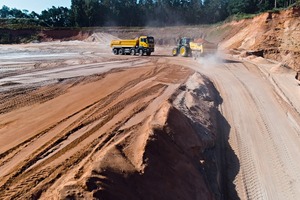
[0,0,299,28]
[0,31,38,44]
[226,13,258,21]
[0,18,45,29]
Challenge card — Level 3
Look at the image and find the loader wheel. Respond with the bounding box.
[172,48,178,56]
[113,48,118,55]
[180,46,188,57]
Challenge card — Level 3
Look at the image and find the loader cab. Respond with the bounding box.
[178,37,192,47]
[172,37,192,57]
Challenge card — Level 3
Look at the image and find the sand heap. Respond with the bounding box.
[0,64,220,199]
[84,32,119,44]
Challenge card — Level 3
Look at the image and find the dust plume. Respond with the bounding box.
[196,53,224,69]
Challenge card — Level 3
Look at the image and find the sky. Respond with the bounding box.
[0,0,71,14]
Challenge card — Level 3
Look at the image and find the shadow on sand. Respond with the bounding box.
[222,59,241,64]
[151,54,174,58]
[207,77,240,200]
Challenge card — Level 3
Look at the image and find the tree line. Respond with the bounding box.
[0,0,299,27]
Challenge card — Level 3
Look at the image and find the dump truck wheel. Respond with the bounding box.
[130,49,135,56]
[146,52,151,56]
[118,48,124,55]
[180,46,188,57]
[139,49,143,56]
[172,48,178,56]
[113,48,118,55]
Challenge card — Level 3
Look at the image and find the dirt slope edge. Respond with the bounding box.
[219,6,300,71]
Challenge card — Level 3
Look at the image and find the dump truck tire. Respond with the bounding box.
[130,49,135,56]
[180,46,188,57]
[172,48,178,56]
[139,49,143,56]
[146,52,151,56]
[113,48,118,55]
[118,48,124,55]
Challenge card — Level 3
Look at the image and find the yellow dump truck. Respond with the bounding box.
[172,37,218,58]
[110,36,155,56]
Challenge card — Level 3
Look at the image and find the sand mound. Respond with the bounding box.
[0,63,220,199]
[85,32,119,44]
[45,73,219,200]
[194,38,212,44]
[56,102,214,200]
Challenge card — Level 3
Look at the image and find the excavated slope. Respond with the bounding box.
[219,6,300,71]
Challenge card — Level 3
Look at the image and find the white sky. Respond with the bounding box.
[0,0,71,14]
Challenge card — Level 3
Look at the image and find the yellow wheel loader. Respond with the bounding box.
[172,37,218,58]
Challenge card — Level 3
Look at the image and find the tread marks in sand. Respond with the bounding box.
[0,64,190,199]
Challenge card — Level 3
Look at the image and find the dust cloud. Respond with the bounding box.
[196,53,224,69]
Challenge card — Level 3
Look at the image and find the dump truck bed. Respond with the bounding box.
[110,39,138,48]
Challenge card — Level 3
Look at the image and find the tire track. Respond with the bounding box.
[0,84,68,114]
[0,67,166,181]
[0,85,166,199]
[0,60,190,199]
[0,65,164,165]
[226,63,297,199]
[218,65,265,199]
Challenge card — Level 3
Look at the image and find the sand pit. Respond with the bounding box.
[2,23,300,199]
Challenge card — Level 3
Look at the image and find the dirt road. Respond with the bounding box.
[182,56,300,199]
[1,40,300,199]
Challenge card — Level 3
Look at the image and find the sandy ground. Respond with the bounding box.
[0,39,300,199]
[172,54,300,199]
[0,41,218,199]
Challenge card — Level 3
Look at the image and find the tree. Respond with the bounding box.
[71,0,88,26]
[10,8,28,18]
[203,0,228,23]
[227,0,258,15]
[40,6,71,27]
[0,5,10,18]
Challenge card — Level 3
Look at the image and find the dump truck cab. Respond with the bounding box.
[138,36,155,55]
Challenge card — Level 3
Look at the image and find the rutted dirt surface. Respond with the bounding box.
[0,41,221,199]
[170,54,300,199]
